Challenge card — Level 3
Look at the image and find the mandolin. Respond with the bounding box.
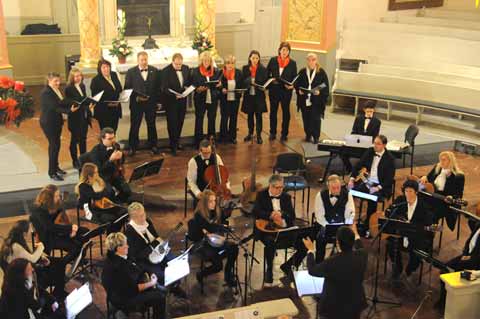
[255,218,290,233]
[408,175,468,207]
[93,197,120,210]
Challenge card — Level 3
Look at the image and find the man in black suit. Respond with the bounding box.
[348,135,395,236]
[303,225,368,319]
[124,51,160,156]
[343,100,382,173]
[161,53,191,155]
[386,180,434,280]
[89,127,131,203]
[253,174,308,286]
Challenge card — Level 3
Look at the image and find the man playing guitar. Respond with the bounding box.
[348,135,395,237]
[253,174,313,287]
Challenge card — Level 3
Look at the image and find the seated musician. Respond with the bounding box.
[187,190,239,287]
[303,225,368,319]
[186,139,231,201]
[386,179,434,281]
[348,135,395,237]
[102,232,166,319]
[314,174,355,262]
[124,202,187,298]
[436,221,480,309]
[30,184,90,265]
[0,220,68,299]
[420,151,465,231]
[75,162,127,233]
[253,174,308,287]
[342,100,381,173]
[89,127,131,203]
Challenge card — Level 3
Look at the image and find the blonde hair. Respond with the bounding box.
[195,190,220,222]
[127,202,145,217]
[67,68,83,86]
[306,52,321,72]
[198,51,213,67]
[435,151,464,175]
[75,163,105,195]
[105,232,127,253]
[224,54,236,65]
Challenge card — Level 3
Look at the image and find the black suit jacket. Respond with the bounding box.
[426,165,465,198]
[88,143,119,182]
[30,206,72,253]
[191,67,221,106]
[240,64,268,113]
[294,67,329,113]
[352,148,396,196]
[124,219,160,263]
[351,114,381,138]
[252,189,295,227]
[0,284,56,319]
[64,83,92,134]
[124,65,160,109]
[219,68,244,102]
[90,72,123,121]
[266,57,297,97]
[161,64,191,106]
[39,86,70,134]
[307,239,368,318]
[188,211,224,243]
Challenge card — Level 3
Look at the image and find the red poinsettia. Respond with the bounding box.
[4,98,18,109]
[14,81,24,92]
[0,99,5,110]
[0,76,14,89]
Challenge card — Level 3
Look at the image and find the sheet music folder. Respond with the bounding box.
[293,270,324,297]
[129,158,164,183]
[66,283,92,319]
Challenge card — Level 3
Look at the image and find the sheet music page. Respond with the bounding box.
[182,85,196,97]
[294,270,324,296]
[118,89,133,102]
[92,90,104,102]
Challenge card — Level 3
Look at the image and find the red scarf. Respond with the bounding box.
[277,56,290,68]
[199,65,214,77]
[223,67,235,80]
[250,64,258,78]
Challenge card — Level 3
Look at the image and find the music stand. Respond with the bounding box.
[128,158,164,204]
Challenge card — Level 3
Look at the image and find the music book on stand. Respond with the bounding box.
[293,270,325,297]
[168,85,195,98]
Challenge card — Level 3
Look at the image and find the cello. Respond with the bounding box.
[204,137,232,204]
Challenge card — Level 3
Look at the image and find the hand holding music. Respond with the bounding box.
[222,88,228,94]
[136,96,149,103]
[461,255,471,261]
[70,104,80,113]
[298,90,304,95]
[313,89,320,96]
[216,82,222,88]
[369,186,380,194]
[107,102,119,107]
[196,86,208,92]
[419,176,428,184]
[284,84,294,90]
[303,237,315,252]
[88,103,95,112]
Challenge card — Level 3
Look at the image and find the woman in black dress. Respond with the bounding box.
[90,59,123,132]
[191,51,222,145]
[40,72,78,181]
[219,54,243,144]
[64,67,94,169]
[295,52,330,144]
[241,50,268,144]
[187,190,238,287]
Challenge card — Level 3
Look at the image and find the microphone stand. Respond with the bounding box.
[224,225,259,306]
[366,204,403,319]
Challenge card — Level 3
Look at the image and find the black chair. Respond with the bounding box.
[76,204,105,256]
[185,220,206,294]
[106,291,153,319]
[184,178,197,218]
[272,153,311,217]
[403,125,419,174]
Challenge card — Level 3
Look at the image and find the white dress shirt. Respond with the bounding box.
[434,169,450,192]
[268,190,287,227]
[187,154,230,197]
[227,80,236,101]
[404,198,418,247]
[314,191,355,227]
[139,66,148,81]
[249,77,256,96]
[176,70,184,87]
[205,76,212,104]
[364,118,371,132]
[469,227,480,254]
[369,149,385,186]
[74,83,83,96]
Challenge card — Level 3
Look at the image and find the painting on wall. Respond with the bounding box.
[388,0,444,11]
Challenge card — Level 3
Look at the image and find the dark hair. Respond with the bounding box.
[97,59,112,75]
[100,127,115,139]
[336,226,355,252]
[277,41,291,55]
[1,258,30,301]
[363,100,376,110]
[402,179,419,193]
[0,221,31,270]
[199,139,211,149]
[248,50,261,66]
[375,134,388,145]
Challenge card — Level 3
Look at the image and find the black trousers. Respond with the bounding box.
[69,129,87,163]
[262,235,307,282]
[41,123,62,175]
[111,176,132,203]
[35,257,67,298]
[128,104,158,149]
[247,112,263,135]
[165,101,187,148]
[386,237,428,277]
[49,226,90,264]
[124,289,166,319]
[269,93,292,137]
[197,241,239,281]
[354,184,386,230]
[220,100,240,140]
[194,101,217,142]
[300,104,323,140]
[98,115,120,132]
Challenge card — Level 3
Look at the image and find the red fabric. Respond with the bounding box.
[199,65,214,77]
[249,64,258,78]
[223,68,235,80]
[277,56,290,69]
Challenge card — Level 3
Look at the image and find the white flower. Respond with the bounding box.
[119,47,125,53]
[121,40,126,45]
[201,32,207,37]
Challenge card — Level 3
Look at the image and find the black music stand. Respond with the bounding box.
[128,158,164,204]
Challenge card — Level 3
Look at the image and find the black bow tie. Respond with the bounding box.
[270,195,280,200]
[365,117,372,120]
[375,153,381,157]
[141,69,148,73]
[330,194,339,199]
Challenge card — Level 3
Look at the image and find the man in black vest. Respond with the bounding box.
[186,139,231,205]
[314,174,356,262]
[124,51,160,156]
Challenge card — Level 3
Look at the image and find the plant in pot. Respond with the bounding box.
[109,10,133,64]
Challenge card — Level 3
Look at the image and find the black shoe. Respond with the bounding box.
[72,160,80,170]
[49,174,64,181]
[195,272,203,285]
[280,135,288,142]
[264,271,274,287]
[171,148,177,156]
[56,168,67,175]
[177,143,184,150]
[280,263,293,278]
[312,138,319,144]
[128,148,136,157]
[151,146,160,155]
[231,139,237,144]
[170,285,187,299]
[257,136,263,144]
[304,136,312,142]
[244,134,252,142]
[269,134,276,141]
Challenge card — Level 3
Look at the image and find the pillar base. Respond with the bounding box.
[0,64,13,77]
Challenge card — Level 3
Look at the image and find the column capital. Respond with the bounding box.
[0,0,12,73]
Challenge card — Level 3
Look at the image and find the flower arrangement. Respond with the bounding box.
[109,10,133,63]
[192,16,214,53]
[0,76,34,127]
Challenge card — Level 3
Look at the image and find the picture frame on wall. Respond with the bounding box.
[388,0,444,11]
